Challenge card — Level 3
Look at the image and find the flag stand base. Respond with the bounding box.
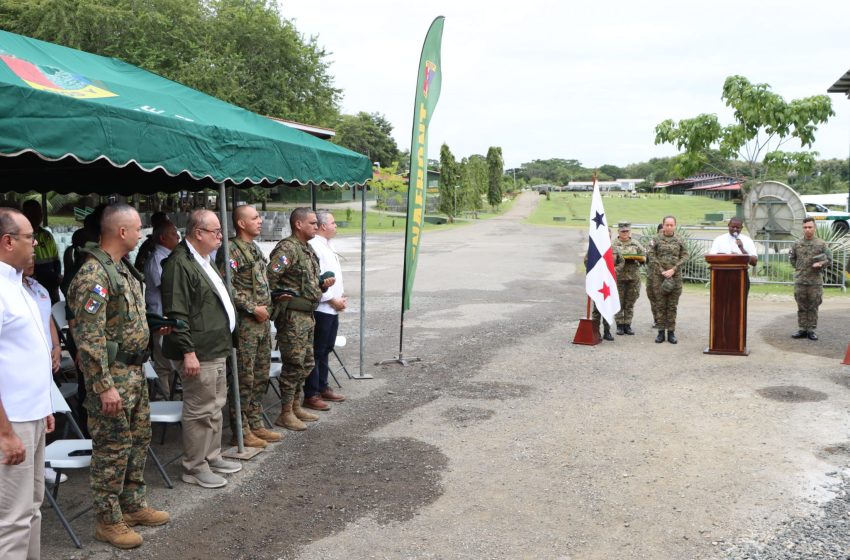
[376,356,422,367]
[842,341,850,365]
[349,370,375,379]
[222,446,264,461]
[572,318,601,346]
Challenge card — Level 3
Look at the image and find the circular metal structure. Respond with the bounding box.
[743,180,806,240]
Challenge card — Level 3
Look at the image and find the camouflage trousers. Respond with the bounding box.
[794,283,823,330]
[85,366,150,524]
[229,318,271,434]
[646,273,660,324]
[275,309,315,405]
[652,281,682,331]
[614,278,641,324]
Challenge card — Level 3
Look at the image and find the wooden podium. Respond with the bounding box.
[705,254,750,356]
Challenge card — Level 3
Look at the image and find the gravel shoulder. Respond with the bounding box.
[42,192,850,559]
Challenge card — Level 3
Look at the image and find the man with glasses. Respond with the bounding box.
[69,204,169,549]
[22,199,62,304]
[161,209,240,489]
[0,207,54,560]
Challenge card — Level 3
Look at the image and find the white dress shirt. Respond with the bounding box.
[710,232,757,256]
[144,243,172,315]
[309,235,344,316]
[187,241,236,332]
[0,261,52,422]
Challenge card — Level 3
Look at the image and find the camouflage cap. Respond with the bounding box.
[617,222,631,231]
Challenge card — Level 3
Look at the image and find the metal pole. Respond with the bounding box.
[311,183,317,212]
[218,183,244,454]
[41,192,48,227]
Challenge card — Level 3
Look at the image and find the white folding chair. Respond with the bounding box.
[262,361,283,428]
[144,362,183,489]
[330,335,350,384]
[45,382,93,549]
[51,301,77,377]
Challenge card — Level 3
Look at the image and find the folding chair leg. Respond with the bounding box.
[332,349,351,383]
[147,447,174,489]
[262,410,273,428]
[44,487,82,549]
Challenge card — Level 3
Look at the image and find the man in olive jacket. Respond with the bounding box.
[161,209,241,489]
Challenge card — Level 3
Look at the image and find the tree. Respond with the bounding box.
[486,146,504,210]
[599,164,625,180]
[460,155,487,217]
[655,75,834,187]
[333,112,399,167]
[438,144,460,221]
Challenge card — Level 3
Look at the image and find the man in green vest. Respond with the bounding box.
[216,205,282,448]
[22,200,61,304]
[69,204,169,549]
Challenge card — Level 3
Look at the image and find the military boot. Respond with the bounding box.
[623,324,635,335]
[252,427,283,442]
[602,325,614,341]
[274,403,306,431]
[123,507,170,527]
[666,331,678,344]
[791,330,808,339]
[230,431,267,448]
[95,520,143,549]
[655,329,665,343]
[616,324,625,335]
[292,397,319,422]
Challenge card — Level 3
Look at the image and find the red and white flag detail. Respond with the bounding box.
[585,180,620,325]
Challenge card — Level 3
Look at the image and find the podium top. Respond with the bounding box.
[704,254,750,266]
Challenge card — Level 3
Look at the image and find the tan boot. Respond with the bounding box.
[95,520,143,549]
[274,403,306,431]
[252,427,283,442]
[123,507,170,527]
[292,398,319,422]
[229,431,267,448]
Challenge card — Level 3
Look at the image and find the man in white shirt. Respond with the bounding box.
[143,221,180,396]
[0,207,54,560]
[709,217,758,267]
[303,211,347,411]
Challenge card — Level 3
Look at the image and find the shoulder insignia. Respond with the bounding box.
[279,255,289,265]
[84,297,102,314]
[229,258,238,270]
[92,284,108,298]
[272,261,283,272]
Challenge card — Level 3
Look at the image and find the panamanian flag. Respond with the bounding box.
[585,179,620,325]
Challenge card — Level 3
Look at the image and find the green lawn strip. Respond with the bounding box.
[528,193,736,227]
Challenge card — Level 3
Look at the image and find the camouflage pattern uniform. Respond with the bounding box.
[644,236,660,325]
[613,237,645,325]
[217,237,272,436]
[267,236,323,406]
[68,248,151,524]
[647,234,689,331]
[789,237,832,331]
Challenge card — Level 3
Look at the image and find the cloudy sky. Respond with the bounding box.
[281,0,850,170]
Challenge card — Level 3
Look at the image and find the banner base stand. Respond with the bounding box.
[349,371,375,379]
[842,341,850,365]
[376,356,422,367]
[572,318,601,346]
[222,446,264,461]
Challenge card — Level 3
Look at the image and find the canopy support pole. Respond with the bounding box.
[351,183,372,380]
[41,192,48,227]
[218,182,261,461]
[311,183,317,211]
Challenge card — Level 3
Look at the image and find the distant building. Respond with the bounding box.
[566,179,642,192]
[655,173,742,200]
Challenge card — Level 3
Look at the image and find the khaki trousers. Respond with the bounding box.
[176,357,227,475]
[0,418,45,560]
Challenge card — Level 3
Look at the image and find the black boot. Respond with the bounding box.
[655,330,665,343]
[807,330,818,341]
[791,330,808,339]
[624,324,634,335]
[616,324,624,336]
[603,325,614,341]
[667,331,678,344]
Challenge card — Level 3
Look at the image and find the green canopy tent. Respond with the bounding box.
[0,29,372,460]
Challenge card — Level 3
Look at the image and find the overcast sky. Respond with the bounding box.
[281,0,850,171]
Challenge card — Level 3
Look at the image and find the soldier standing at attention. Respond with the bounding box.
[647,215,689,344]
[789,217,832,340]
[645,223,662,329]
[216,205,282,448]
[612,222,645,335]
[267,208,335,431]
[69,204,169,549]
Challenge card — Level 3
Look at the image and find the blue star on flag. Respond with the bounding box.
[592,211,605,229]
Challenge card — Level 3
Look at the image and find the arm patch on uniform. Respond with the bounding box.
[229,258,238,270]
[92,284,108,297]
[84,297,102,314]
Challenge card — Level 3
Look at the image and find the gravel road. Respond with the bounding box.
[42,192,850,559]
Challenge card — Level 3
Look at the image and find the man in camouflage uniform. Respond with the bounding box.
[647,215,689,344]
[69,204,169,550]
[267,207,335,431]
[789,217,832,340]
[216,205,282,448]
[612,222,645,335]
[645,223,662,328]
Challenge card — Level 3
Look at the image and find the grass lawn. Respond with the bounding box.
[528,193,736,227]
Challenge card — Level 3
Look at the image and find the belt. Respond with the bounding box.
[115,349,150,366]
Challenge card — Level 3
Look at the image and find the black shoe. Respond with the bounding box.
[603,329,614,341]
[807,331,818,341]
[652,322,658,329]
[655,330,665,343]
[624,324,634,335]
[791,330,808,339]
[667,331,678,344]
[616,324,625,336]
